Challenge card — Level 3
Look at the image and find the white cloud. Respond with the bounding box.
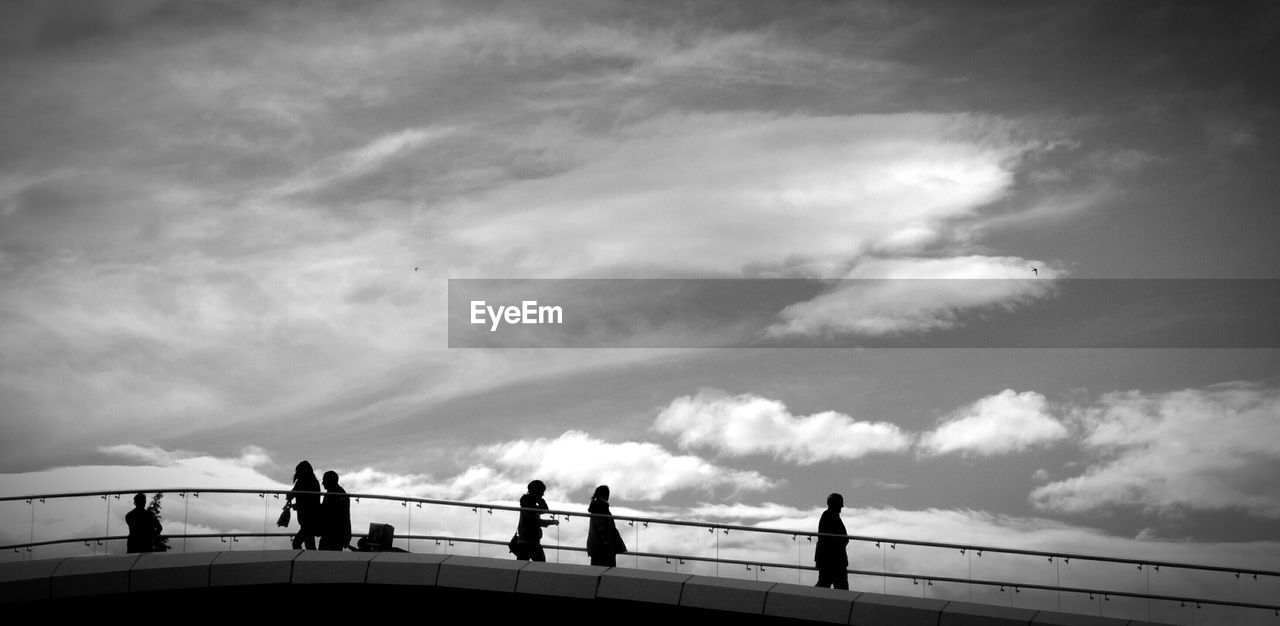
[342,128,438,173]
[0,446,287,550]
[271,126,456,196]
[918,389,1068,457]
[99,444,273,471]
[766,256,1061,338]
[1031,383,1280,517]
[655,389,912,464]
[445,113,1037,277]
[0,445,282,500]
[199,430,778,507]
[475,430,776,501]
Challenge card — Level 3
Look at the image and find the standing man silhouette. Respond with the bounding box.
[125,492,162,554]
[319,470,351,551]
[814,492,849,590]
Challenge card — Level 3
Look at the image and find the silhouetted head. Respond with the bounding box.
[134,492,147,508]
[591,485,610,502]
[294,460,315,482]
[827,493,843,509]
[322,470,339,489]
[527,480,546,496]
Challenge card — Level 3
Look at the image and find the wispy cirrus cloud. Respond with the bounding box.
[766,256,1062,338]
[445,113,1044,277]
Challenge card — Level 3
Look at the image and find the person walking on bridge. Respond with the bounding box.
[319,470,351,551]
[815,492,849,590]
[286,460,321,550]
[515,479,558,561]
[586,485,626,567]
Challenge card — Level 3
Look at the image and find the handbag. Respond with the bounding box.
[276,504,291,528]
[508,533,527,559]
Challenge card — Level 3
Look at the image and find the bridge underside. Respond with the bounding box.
[0,551,1161,625]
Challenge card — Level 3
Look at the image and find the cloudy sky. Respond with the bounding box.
[2,0,1279,606]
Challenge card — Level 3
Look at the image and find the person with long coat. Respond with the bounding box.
[287,460,321,550]
[586,485,626,567]
[319,470,351,551]
[814,492,850,590]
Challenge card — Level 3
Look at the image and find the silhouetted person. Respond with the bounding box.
[515,479,558,561]
[319,470,351,551]
[125,492,162,554]
[586,485,626,567]
[286,460,321,550]
[815,492,849,589]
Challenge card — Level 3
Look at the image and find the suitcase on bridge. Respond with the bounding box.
[355,522,407,552]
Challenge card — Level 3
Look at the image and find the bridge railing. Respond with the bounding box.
[2,488,1277,625]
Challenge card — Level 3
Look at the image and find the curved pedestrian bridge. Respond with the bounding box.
[2,550,1169,624]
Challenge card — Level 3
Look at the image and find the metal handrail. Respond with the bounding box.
[5,529,1278,613]
[4,487,1274,579]
[7,482,1280,617]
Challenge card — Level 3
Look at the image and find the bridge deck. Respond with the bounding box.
[0,551,1168,624]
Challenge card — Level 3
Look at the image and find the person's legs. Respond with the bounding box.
[816,566,843,589]
[834,569,849,590]
[530,543,546,562]
[293,518,317,550]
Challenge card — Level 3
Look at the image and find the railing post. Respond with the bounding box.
[878,541,886,593]
[182,492,191,553]
[28,498,37,560]
[1141,562,1150,621]
[99,494,109,556]
[794,535,800,584]
[714,526,720,577]
[260,493,267,550]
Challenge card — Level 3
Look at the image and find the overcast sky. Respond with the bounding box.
[2,0,1279,593]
